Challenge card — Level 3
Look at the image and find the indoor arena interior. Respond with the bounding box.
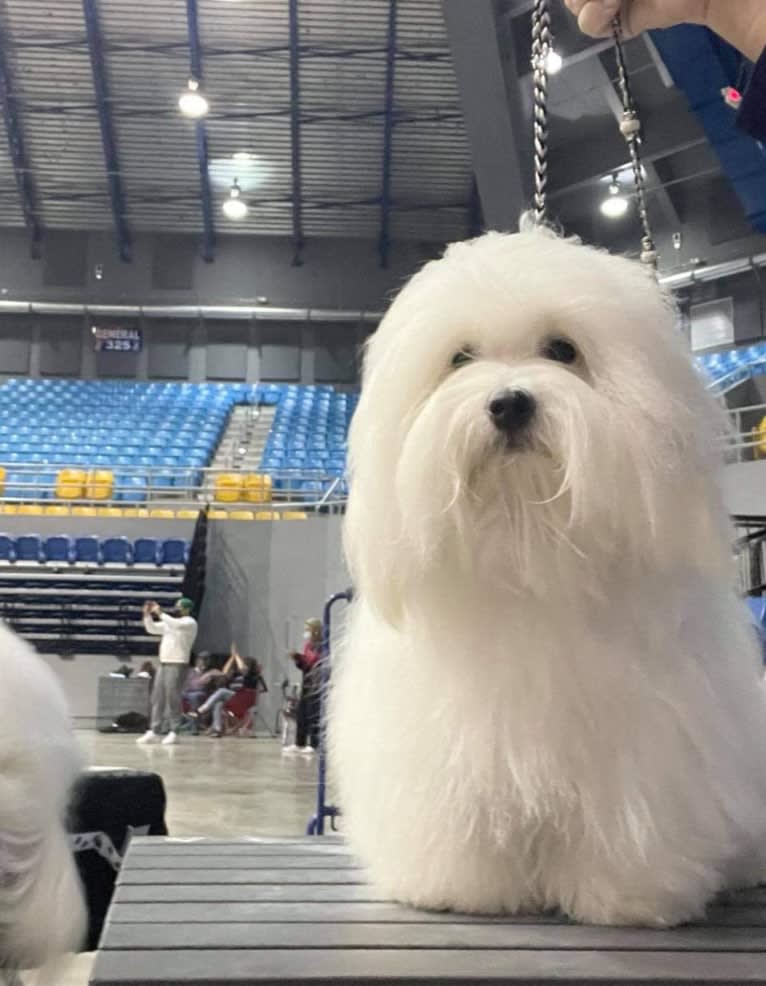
[3,0,766,984]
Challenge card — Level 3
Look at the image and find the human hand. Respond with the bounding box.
[564,0,707,38]
[564,0,766,60]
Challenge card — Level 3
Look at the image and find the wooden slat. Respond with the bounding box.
[126,855,358,869]
[129,837,344,849]
[129,842,348,857]
[89,946,766,985]
[106,901,557,925]
[117,868,364,886]
[100,920,766,953]
[113,884,387,904]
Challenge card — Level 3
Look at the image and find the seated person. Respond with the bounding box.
[182,653,219,735]
[190,644,267,737]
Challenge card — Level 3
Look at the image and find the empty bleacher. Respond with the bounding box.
[260,386,357,499]
[0,533,189,657]
[0,379,357,511]
[696,343,766,394]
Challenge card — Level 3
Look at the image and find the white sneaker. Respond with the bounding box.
[282,744,301,755]
[300,745,316,754]
[136,730,159,745]
[161,731,178,746]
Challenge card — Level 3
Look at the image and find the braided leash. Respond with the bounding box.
[530,1,657,268]
[531,0,552,226]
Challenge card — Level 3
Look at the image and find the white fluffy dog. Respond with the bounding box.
[0,624,86,971]
[329,226,766,927]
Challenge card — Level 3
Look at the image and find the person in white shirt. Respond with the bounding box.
[137,597,198,746]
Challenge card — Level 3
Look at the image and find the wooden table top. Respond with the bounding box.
[90,836,766,985]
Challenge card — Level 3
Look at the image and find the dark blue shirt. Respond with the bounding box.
[740,47,766,141]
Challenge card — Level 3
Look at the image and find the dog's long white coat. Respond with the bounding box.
[330,229,766,926]
[0,623,86,967]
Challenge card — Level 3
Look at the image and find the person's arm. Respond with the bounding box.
[565,1,766,139]
[157,613,194,629]
[565,1,766,59]
[229,644,246,673]
[143,614,164,635]
[143,602,165,635]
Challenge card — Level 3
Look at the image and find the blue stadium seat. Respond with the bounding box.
[160,539,188,566]
[75,536,101,565]
[15,535,43,563]
[0,534,15,562]
[101,537,133,565]
[133,537,160,565]
[44,536,74,564]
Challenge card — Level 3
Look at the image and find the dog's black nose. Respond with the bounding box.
[488,390,536,435]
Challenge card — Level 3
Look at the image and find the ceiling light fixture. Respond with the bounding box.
[600,176,629,219]
[545,48,563,75]
[232,151,254,162]
[222,179,248,219]
[178,78,209,119]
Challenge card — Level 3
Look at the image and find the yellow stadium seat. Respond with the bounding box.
[149,509,175,519]
[71,506,98,517]
[214,473,243,503]
[45,505,70,517]
[175,509,199,520]
[755,416,766,459]
[0,466,6,496]
[56,468,86,500]
[86,469,114,500]
[18,504,44,516]
[97,507,123,517]
[244,473,272,504]
[122,508,150,518]
[208,509,228,520]
[228,510,255,520]
[255,511,281,521]
[282,511,308,520]
[0,504,17,515]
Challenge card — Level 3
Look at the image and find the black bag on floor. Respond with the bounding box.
[69,769,168,950]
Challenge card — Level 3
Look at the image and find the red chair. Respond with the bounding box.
[222,688,257,737]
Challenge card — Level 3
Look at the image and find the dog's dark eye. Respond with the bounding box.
[541,337,578,364]
[451,348,475,369]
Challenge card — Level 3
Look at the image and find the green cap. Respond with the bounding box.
[177,597,195,613]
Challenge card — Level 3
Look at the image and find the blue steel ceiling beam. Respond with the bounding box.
[378,0,397,268]
[0,29,42,257]
[185,0,215,263]
[82,0,131,262]
[288,0,304,266]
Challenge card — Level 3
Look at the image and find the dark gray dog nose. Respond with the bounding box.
[488,390,536,435]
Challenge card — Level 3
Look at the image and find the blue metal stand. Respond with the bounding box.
[306,588,352,835]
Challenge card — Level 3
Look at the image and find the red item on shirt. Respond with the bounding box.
[298,641,321,673]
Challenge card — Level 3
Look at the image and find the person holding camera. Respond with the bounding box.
[137,597,198,746]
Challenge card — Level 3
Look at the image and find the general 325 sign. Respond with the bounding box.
[92,325,143,353]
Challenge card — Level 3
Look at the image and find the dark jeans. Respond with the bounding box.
[296,689,321,748]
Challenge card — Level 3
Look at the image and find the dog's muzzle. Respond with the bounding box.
[487,389,536,439]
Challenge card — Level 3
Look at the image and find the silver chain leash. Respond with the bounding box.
[531,0,552,226]
[611,14,657,268]
[530,1,657,268]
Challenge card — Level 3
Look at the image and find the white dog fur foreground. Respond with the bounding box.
[0,624,86,972]
[330,226,766,927]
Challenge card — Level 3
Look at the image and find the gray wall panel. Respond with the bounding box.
[39,316,83,376]
[206,321,248,381]
[0,315,32,375]
[147,320,191,379]
[315,323,359,383]
[260,322,301,382]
